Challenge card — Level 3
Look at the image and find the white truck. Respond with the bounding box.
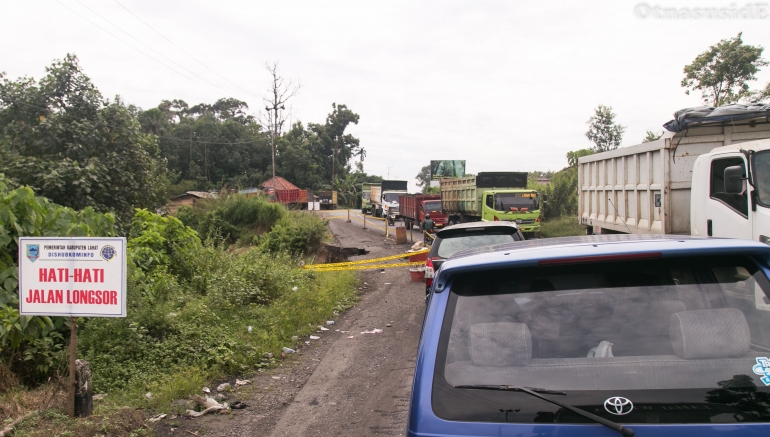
[372,180,408,225]
[578,104,770,241]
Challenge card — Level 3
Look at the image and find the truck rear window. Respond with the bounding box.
[433,255,770,424]
[436,233,519,259]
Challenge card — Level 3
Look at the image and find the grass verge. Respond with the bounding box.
[2,269,357,436]
[540,216,587,238]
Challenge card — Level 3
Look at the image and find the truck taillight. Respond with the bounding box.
[537,216,541,222]
[494,216,499,221]
[425,258,435,287]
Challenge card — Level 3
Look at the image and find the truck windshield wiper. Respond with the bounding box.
[454,385,634,437]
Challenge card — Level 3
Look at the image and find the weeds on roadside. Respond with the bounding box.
[540,216,587,238]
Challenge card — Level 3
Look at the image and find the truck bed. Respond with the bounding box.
[578,122,770,234]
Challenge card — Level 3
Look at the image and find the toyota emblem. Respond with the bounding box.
[604,397,633,415]
[516,218,522,224]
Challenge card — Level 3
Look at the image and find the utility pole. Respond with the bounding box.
[261,62,300,182]
[265,103,284,181]
[332,135,339,185]
[387,166,393,179]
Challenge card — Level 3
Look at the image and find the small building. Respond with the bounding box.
[260,176,300,192]
[167,191,215,215]
[536,176,551,185]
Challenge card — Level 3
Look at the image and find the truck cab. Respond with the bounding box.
[375,180,408,224]
[481,190,541,236]
[360,183,374,214]
[691,139,770,242]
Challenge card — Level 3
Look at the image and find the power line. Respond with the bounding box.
[70,0,237,98]
[112,0,262,101]
[52,0,225,97]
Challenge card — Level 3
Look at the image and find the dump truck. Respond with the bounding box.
[399,194,447,230]
[372,180,408,224]
[317,191,337,210]
[275,189,309,209]
[440,172,542,238]
[368,185,381,215]
[578,103,770,240]
[360,183,376,214]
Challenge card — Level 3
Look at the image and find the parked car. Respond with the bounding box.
[409,234,770,436]
[424,221,523,295]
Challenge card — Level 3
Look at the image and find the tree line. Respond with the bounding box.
[0,55,378,229]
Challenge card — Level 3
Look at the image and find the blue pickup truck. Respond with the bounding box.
[408,235,770,436]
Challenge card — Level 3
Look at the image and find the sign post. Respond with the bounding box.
[18,237,126,418]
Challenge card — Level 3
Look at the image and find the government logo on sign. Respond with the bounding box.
[101,245,116,261]
[26,244,40,263]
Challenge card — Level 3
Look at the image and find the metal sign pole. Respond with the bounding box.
[68,316,77,418]
[347,208,351,223]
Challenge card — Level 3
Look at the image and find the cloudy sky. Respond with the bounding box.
[1,0,768,190]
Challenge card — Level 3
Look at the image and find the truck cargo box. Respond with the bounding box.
[441,172,528,215]
[381,180,408,191]
[578,122,770,234]
[276,189,300,204]
[476,172,528,189]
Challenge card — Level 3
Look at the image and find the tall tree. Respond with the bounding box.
[682,33,767,106]
[276,122,326,190]
[308,103,363,184]
[585,105,625,152]
[261,62,300,182]
[566,149,594,167]
[416,165,431,192]
[0,54,168,227]
[138,98,271,193]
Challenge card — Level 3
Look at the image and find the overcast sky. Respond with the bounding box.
[1,0,768,191]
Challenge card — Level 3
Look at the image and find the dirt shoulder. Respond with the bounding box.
[155,213,425,437]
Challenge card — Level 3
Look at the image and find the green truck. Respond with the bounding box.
[440,172,542,238]
[360,183,376,214]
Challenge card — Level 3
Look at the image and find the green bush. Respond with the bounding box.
[542,167,579,220]
[261,211,328,256]
[0,175,116,383]
[540,216,586,238]
[128,209,201,277]
[216,194,285,228]
[175,205,199,230]
[79,242,355,394]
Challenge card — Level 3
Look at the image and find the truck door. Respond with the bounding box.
[751,151,770,244]
[706,155,752,239]
[482,194,495,221]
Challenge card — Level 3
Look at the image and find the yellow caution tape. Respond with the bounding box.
[309,262,426,272]
[366,215,389,221]
[424,230,436,240]
[303,248,429,269]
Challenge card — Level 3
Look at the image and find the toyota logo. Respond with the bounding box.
[604,397,633,415]
[515,218,522,224]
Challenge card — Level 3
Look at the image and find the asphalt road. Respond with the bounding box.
[172,210,426,437]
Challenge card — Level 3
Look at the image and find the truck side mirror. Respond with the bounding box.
[542,194,548,202]
[724,165,745,194]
